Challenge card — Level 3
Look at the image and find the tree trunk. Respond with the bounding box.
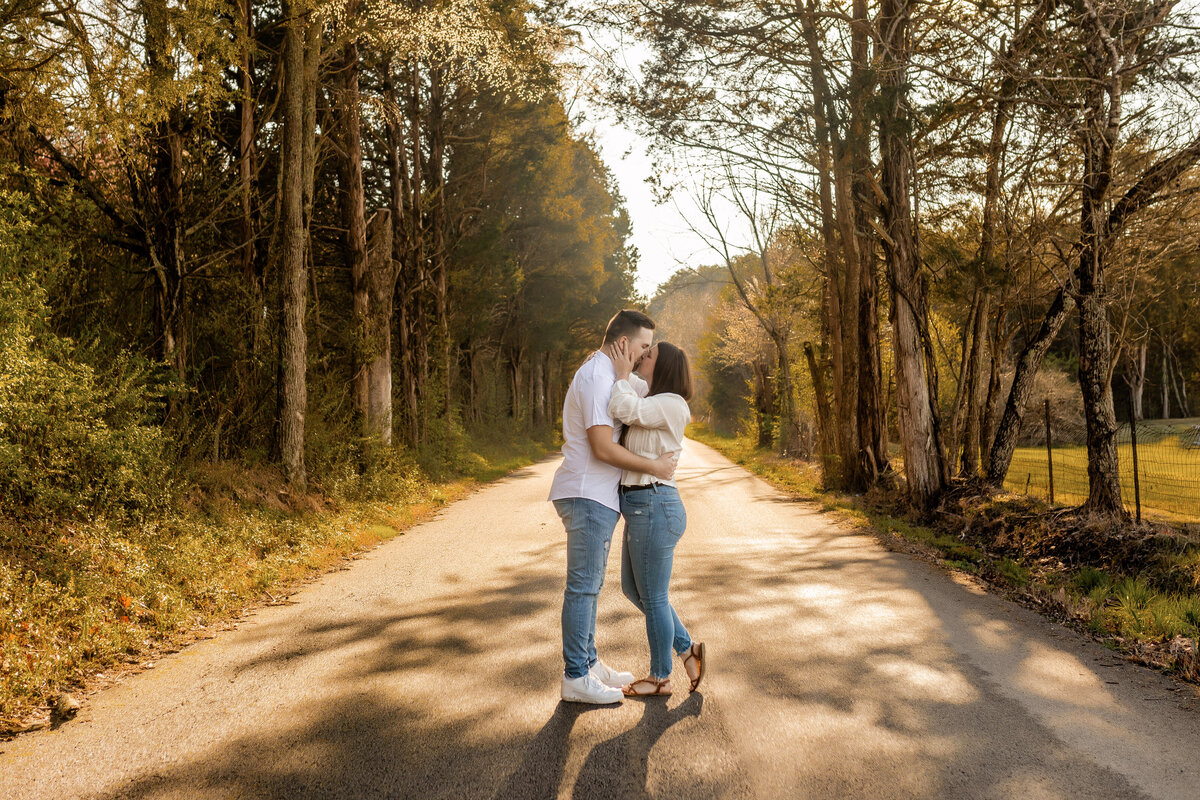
[300,16,319,238]
[947,292,978,472]
[535,351,550,428]
[1161,350,1171,419]
[1074,25,1125,517]
[427,67,452,418]
[804,341,837,478]
[338,20,370,427]
[237,0,263,358]
[753,358,775,449]
[1127,340,1147,420]
[1170,348,1188,414]
[143,0,187,391]
[508,349,523,422]
[278,0,310,489]
[383,57,419,447]
[1077,289,1123,513]
[799,9,853,484]
[965,60,1015,473]
[849,0,889,489]
[366,210,395,443]
[986,288,1072,486]
[770,333,800,454]
[960,290,990,476]
[981,291,1009,471]
[409,61,430,440]
[879,0,944,509]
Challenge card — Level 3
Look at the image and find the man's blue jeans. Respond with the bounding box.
[620,484,692,680]
[554,498,621,679]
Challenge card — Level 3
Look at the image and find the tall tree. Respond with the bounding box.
[277,0,316,489]
[878,0,947,508]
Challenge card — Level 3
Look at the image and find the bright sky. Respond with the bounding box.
[582,109,709,299]
[567,30,758,301]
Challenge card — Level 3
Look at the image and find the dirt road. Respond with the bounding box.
[3,439,1199,799]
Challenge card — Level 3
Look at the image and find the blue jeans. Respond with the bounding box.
[620,484,692,680]
[554,498,621,679]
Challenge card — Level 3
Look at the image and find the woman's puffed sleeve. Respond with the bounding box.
[608,380,686,433]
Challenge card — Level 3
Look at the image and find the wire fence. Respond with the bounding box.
[1003,402,1200,524]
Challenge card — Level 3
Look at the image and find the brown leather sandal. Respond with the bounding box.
[681,642,705,692]
[623,677,672,697]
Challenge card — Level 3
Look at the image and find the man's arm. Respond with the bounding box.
[586,426,677,481]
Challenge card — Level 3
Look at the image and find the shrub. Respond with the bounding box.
[1181,596,1200,631]
[1074,566,1113,594]
[997,557,1031,587]
[417,413,485,480]
[0,186,174,521]
[1154,548,1200,594]
[1112,576,1154,611]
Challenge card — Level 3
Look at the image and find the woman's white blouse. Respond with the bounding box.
[608,379,691,487]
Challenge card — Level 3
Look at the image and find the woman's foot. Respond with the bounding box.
[622,676,672,697]
[680,642,705,692]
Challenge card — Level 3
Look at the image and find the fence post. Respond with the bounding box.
[1044,399,1054,505]
[1128,394,1142,523]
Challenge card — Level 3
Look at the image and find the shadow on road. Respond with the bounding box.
[85,552,574,799]
[569,692,703,800]
[491,701,601,800]
[78,456,1151,800]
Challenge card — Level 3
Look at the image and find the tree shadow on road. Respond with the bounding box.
[81,553,580,800]
[60,475,1163,800]
[569,692,703,800]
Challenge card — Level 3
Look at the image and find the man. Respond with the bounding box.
[549,309,678,704]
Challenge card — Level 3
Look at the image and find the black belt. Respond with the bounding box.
[619,482,665,494]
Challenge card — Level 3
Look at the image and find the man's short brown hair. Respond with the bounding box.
[602,309,655,345]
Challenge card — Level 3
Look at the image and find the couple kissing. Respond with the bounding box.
[548,309,706,704]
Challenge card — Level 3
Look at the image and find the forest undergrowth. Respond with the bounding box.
[0,425,557,735]
[690,425,1200,687]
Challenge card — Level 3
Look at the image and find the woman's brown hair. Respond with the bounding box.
[649,342,693,401]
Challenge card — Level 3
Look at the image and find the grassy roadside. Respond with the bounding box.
[0,432,556,733]
[688,424,1200,685]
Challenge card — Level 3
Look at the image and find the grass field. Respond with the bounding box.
[1005,418,1200,523]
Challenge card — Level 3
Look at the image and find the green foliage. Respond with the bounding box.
[1095,576,1200,641]
[1112,576,1154,612]
[309,436,428,504]
[697,326,753,437]
[997,557,1031,587]
[448,92,637,364]
[1073,565,1113,594]
[416,414,487,481]
[0,184,174,521]
[1183,596,1200,630]
[0,428,554,724]
[1156,549,1200,594]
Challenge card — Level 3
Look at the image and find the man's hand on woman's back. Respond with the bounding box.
[650,452,679,482]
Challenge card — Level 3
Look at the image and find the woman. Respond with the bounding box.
[608,341,705,696]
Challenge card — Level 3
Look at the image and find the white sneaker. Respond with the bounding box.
[561,673,623,704]
[590,659,635,688]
